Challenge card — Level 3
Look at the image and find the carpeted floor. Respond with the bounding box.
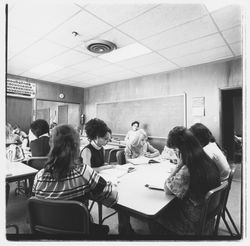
[5,163,242,240]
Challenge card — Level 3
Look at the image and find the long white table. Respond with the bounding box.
[6,160,38,183]
[99,161,176,220]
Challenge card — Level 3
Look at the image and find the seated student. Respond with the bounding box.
[124,121,140,143]
[32,124,118,234]
[125,129,160,159]
[81,118,112,172]
[29,119,50,157]
[189,123,230,181]
[149,126,220,236]
[11,123,27,146]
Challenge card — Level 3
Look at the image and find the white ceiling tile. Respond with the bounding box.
[39,74,63,83]
[47,50,92,68]
[97,29,135,49]
[16,40,68,64]
[133,61,178,74]
[159,33,226,59]
[69,57,110,72]
[68,72,98,82]
[211,5,242,31]
[8,53,42,75]
[42,67,81,80]
[104,70,139,80]
[172,46,233,67]
[45,10,112,48]
[9,2,80,38]
[116,52,167,69]
[141,16,218,51]
[117,4,207,40]
[229,42,242,56]
[84,4,156,26]
[222,26,242,44]
[8,27,40,58]
[88,64,128,76]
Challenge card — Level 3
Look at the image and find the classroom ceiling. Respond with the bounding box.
[7,1,242,88]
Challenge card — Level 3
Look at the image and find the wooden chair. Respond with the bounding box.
[116,150,126,165]
[6,183,19,234]
[28,197,90,235]
[197,181,229,236]
[219,165,240,236]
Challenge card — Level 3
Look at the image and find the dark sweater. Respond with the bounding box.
[30,136,50,157]
[83,143,104,168]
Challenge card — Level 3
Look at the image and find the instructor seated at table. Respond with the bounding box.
[81,118,112,172]
[124,129,160,160]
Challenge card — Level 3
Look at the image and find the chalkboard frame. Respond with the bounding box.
[96,93,187,139]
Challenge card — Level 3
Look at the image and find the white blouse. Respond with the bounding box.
[203,142,230,181]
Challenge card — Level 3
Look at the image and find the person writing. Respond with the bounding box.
[149,126,220,235]
[189,123,230,181]
[81,118,112,172]
[124,121,140,143]
[32,124,118,234]
[124,129,160,159]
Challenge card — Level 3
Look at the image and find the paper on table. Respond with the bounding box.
[99,164,136,184]
[127,156,160,165]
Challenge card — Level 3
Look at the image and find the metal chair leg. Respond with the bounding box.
[224,207,240,236]
[98,203,102,224]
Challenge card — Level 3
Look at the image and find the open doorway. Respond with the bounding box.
[221,87,242,163]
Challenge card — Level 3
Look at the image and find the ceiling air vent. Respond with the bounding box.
[85,39,117,54]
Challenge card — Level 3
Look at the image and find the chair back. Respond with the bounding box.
[28,197,90,234]
[116,150,126,165]
[197,181,229,235]
[27,157,48,170]
[224,165,237,204]
[107,148,124,164]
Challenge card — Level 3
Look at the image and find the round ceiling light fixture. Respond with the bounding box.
[85,39,117,54]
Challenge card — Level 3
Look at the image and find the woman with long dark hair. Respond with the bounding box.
[32,124,118,234]
[150,126,220,235]
[189,123,230,181]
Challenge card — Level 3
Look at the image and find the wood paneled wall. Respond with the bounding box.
[83,58,242,149]
[6,74,85,129]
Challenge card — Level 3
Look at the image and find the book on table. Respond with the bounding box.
[127,156,160,165]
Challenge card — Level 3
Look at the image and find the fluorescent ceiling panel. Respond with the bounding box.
[99,43,152,63]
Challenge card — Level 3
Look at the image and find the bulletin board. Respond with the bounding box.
[96,94,186,138]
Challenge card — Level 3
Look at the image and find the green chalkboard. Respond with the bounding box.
[96,94,186,138]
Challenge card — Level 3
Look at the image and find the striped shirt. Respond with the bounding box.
[32,164,118,208]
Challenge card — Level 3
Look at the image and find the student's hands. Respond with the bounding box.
[144,152,152,158]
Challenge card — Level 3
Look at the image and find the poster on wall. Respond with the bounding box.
[7,78,36,98]
[192,97,205,116]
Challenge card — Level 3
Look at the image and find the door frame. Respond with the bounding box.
[219,86,242,162]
